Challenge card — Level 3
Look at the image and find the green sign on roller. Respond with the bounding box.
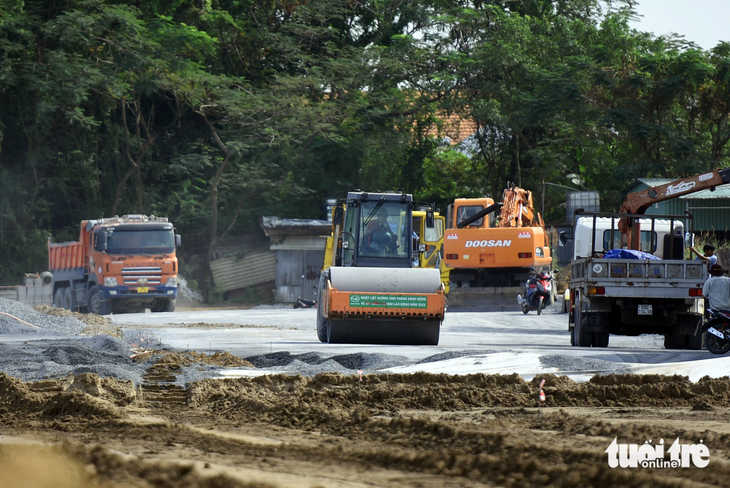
[349,294,428,309]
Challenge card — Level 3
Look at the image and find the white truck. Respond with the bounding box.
[564,212,706,349]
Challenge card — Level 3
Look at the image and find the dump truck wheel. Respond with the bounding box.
[54,288,65,309]
[88,286,112,315]
[64,287,75,311]
[151,298,176,312]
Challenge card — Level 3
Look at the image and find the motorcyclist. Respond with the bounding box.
[703,264,730,310]
[518,271,550,308]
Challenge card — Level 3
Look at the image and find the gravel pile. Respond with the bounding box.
[244,351,411,372]
[0,336,147,385]
[418,350,494,364]
[0,298,85,335]
[0,299,153,385]
[539,354,632,375]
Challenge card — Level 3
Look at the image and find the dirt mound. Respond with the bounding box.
[4,370,730,487]
[553,266,571,294]
[187,371,730,420]
[0,441,276,488]
[34,305,109,326]
[34,305,123,337]
[66,373,138,406]
[0,372,124,422]
[154,351,255,369]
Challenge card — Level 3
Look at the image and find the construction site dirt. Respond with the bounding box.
[1,300,730,487]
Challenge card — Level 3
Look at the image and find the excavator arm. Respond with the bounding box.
[498,185,539,228]
[618,168,730,250]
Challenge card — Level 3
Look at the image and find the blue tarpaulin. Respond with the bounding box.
[603,249,661,260]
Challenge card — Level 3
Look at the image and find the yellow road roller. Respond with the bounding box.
[317,191,446,345]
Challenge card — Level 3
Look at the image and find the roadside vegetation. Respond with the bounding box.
[3,0,730,294]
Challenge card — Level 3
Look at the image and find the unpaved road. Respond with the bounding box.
[1,304,729,487]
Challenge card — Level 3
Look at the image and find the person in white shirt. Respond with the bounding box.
[703,264,730,310]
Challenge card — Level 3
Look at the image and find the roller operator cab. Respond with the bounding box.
[317,192,446,345]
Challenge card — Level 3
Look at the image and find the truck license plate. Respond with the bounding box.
[638,304,652,315]
[137,287,149,293]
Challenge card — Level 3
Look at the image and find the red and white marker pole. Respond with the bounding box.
[539,379,546,403]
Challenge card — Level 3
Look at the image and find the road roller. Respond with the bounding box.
[317,191,446,345]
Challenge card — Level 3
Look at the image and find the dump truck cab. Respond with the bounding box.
[48,215,181,315]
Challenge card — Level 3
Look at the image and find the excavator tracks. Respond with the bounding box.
[140,360,188,408]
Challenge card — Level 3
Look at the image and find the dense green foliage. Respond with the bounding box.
[2,0,730,286]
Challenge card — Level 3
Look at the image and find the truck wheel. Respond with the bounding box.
[64,287,75,312]
[573,309,593,347]
[54,288,65,309]
[151,298,176,312]
[88,286,112,315]
[663,332,686,350]
[685,332,703,350]
[593,331,609,348]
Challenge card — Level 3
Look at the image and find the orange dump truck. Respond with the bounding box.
[48,215,181,315]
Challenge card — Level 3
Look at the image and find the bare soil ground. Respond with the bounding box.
[1,359,730,488]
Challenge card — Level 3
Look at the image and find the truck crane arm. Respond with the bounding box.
[619,168,730,215]
[618,168,730,250]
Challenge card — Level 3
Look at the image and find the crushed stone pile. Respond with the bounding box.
[0,298,85,335]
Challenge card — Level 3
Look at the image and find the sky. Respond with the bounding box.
[628,0,730,50]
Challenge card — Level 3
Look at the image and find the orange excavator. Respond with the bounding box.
[442,185,552,309]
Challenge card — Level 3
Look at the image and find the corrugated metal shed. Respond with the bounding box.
[209,251,276,293]
[275,249,324,303]
[270,235,325,251]
[261,216,330,303]
[626,178,730,233]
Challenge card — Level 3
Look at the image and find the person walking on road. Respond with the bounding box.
[703,264,730,310]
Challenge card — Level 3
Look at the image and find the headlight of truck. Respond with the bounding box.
[166,277,180,287]
[104,277,118,287]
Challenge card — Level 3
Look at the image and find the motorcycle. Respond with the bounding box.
[517,271,552,315]
[702,308,730,354]
[294,297,317,309]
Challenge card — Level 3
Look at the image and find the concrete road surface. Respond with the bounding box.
[110,307,728,381]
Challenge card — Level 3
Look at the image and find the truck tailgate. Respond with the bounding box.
[571,258,706,298]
